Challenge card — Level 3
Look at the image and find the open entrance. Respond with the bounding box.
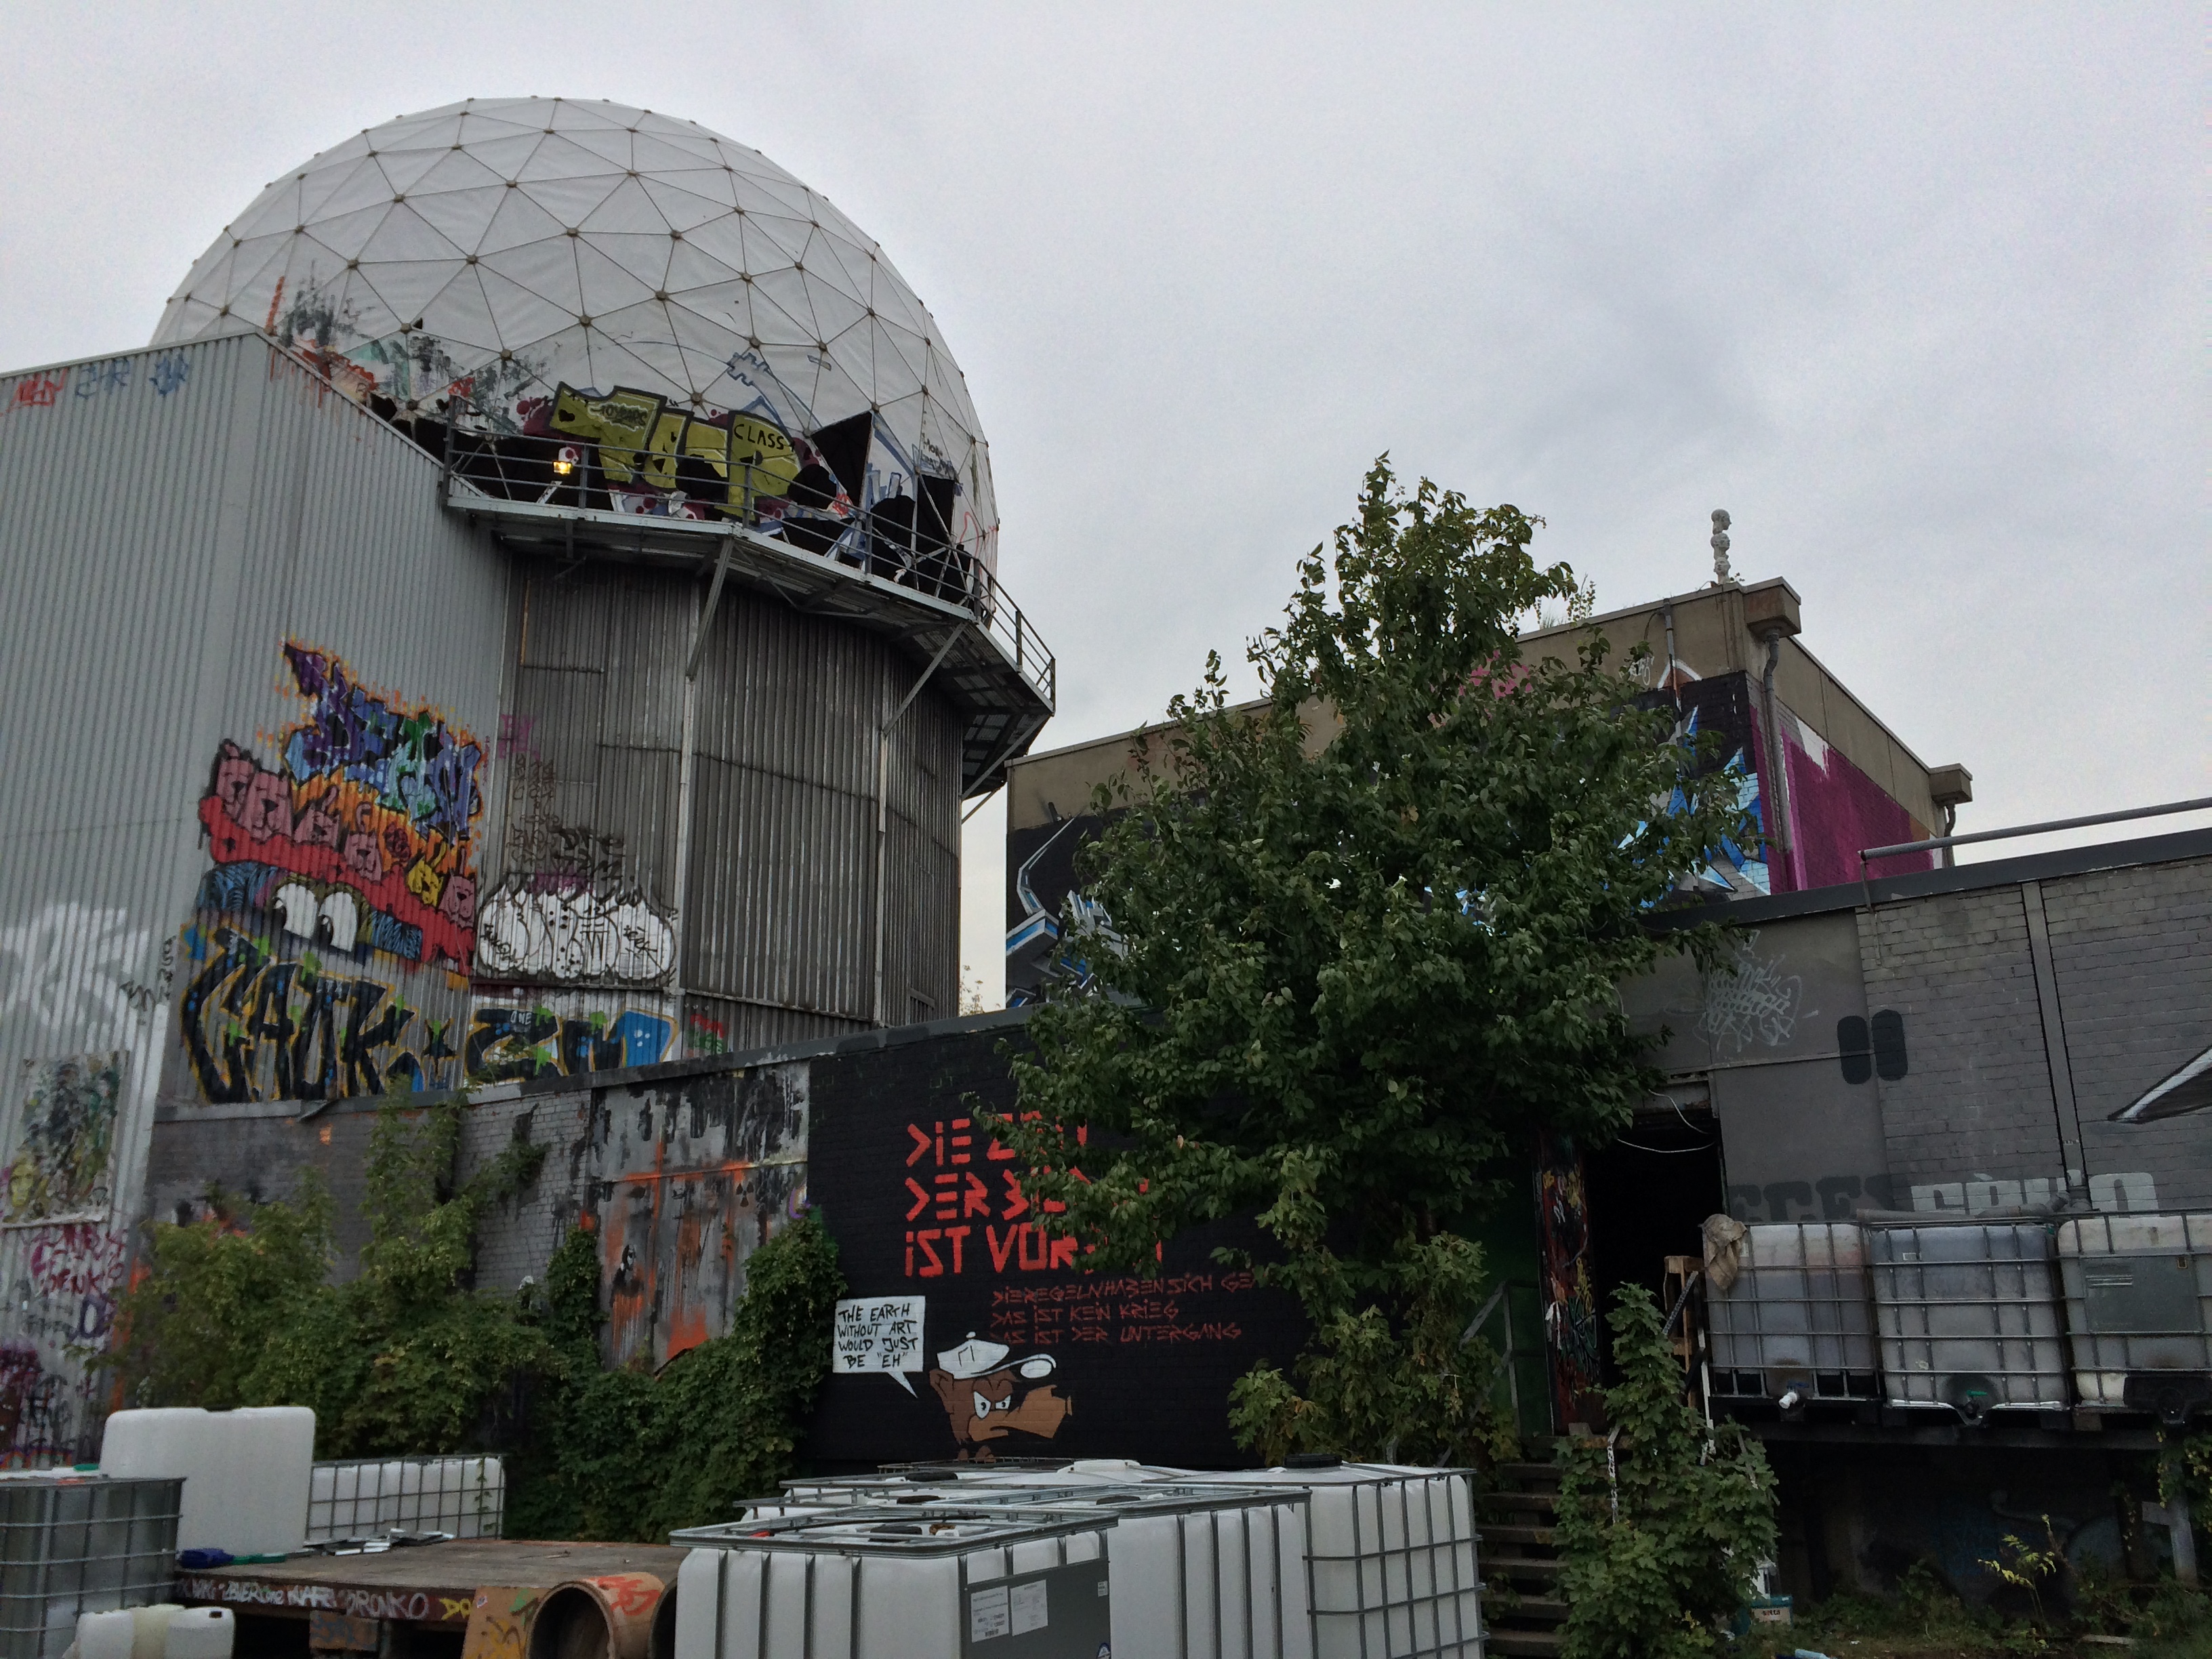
[1582,1106,1726,1384]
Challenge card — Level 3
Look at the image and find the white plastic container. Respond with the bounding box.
[751,1479,1313,1659]
[1865,1218,2069,1420]
[773,1459,1480,1659]
[129,1605,182,1659]
[73,1610,135,1659]
[100,1408,314,1555]
[1705,1222,1880,1402]
[2057,1212,2212,1420]
[159,1609,231,1659]
[672,1510,1113,1659]
[1172,1465,1480,1659]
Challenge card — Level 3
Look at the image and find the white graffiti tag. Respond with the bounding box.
[1694,935,1804,1058]
[0,905,152,1041]
[475,883,676,987]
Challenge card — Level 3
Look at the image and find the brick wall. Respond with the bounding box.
[1857,884,2069,1202]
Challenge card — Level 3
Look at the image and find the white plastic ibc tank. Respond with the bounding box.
[1705,1222,1880,1401]
[2057,1212,2212,1420]
[1866,1217,2068,1420]
[746,1479,1313,1659]
[673,1511,1113,1659]
[1167,1463,1480,1659]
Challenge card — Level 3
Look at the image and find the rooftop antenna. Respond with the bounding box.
[1709,509,1732,584]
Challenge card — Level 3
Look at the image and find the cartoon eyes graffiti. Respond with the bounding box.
[274,882,361,952]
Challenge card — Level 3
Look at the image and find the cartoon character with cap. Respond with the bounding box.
[927,1332,1071,1453]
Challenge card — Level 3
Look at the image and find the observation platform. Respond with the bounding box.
[438,436,1055,798]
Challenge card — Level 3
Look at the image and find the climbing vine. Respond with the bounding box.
[114,1098,845,1542]
[506,1213,846,1542]
[113,1097,546,1454]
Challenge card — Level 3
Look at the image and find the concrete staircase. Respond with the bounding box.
[1480,1458,1567,1657]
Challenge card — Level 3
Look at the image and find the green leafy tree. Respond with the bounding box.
[991,460,1745,1459]
[1556,1286,1777,1658]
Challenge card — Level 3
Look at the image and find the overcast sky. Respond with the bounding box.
[3,3,2202,1004]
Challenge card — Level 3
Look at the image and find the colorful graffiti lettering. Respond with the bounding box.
[464,1005,671,1083]
[4,1054,123,1222]
[179,925,460,1103]
[199,645,482,970]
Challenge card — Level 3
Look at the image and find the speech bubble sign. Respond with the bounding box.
[832,1295,926,1395]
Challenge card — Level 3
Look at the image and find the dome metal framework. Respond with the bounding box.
[153,96,1052,796]
[152,96,997,575]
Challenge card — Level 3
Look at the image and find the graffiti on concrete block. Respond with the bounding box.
[178,925,461,1103]
[3,1054,124,1223]
[199,644,482,970]
[464,1003,672,1084]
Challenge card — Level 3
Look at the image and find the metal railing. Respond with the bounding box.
[436,422,1054,710]
[1861,794,2212,865]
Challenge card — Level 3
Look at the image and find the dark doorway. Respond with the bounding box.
[1582,1109,1726,1383]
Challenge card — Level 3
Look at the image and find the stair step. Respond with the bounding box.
[1486,1631,1565,1657]
[1480,1490,1559,1514]
[1489,1563,1563,1586]
[1488,1596,1570,1622]
[1480,1523,1557,1547]
[1493,1461,1563,1484]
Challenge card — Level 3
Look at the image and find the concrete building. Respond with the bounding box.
[1004,574,1972,1002]
[0,99,1052,1461]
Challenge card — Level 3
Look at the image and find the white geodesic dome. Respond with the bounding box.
[152,96,996,569]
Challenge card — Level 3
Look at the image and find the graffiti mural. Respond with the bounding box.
[199,644,483,972]
[176,924,465,1103]
[476,757,676,989]
[464,1000,673,1084]
[0,1224,127,1465]
[1536,1131,1602,1429]
[4,1054,123,1223]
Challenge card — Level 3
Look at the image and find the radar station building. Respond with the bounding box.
[0,98,1052,1458]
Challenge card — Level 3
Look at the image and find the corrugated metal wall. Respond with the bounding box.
[497,567,962,1055]
[0,335,513,1458]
